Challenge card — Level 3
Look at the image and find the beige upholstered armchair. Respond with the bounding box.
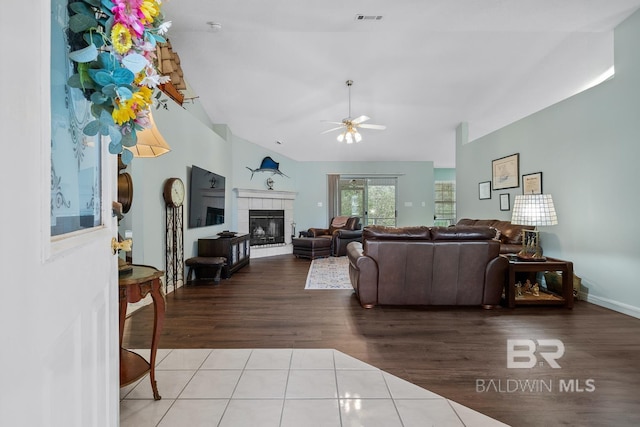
[303,216,362,256]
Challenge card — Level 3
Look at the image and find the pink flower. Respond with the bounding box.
[112,0,146,36]
[135,110,151,129]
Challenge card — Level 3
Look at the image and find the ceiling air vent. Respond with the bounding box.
[355,14,383,21]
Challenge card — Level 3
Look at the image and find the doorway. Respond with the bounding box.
[339,177,397,226]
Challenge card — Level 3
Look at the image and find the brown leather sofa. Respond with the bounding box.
[456,218,533,254]
[304,216,362,256]
[346,225,508,308]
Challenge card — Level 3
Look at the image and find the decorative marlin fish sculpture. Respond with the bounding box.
[246,156,289,179]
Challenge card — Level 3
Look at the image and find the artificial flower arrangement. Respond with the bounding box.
[66,0,171,164]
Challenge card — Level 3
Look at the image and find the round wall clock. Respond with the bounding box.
[163,177,185,207]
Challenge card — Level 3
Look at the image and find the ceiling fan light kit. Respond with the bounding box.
[322,80,385,144]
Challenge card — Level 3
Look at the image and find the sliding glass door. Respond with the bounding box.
[339,177,397,226]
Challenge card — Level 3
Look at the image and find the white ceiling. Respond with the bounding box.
[162,0,640,167]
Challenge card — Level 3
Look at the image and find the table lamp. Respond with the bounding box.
[511,194,558,261]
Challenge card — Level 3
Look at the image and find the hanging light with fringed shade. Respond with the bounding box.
[129,113,171,158]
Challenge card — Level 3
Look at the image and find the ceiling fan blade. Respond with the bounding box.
[321,126,345,134]
[358,123,386,130]
[351,115,370,124]
[321,120,345,125]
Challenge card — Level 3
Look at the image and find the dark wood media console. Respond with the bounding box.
[198,234,250,278]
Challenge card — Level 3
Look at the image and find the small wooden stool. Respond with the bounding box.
[185,256,227,284]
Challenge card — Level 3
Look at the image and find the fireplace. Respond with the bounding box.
[249,209,285,246]
[234,188,297,258]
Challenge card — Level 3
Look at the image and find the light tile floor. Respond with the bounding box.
[120,348,509,427]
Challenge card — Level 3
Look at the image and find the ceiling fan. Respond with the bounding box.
[322,80,386,143]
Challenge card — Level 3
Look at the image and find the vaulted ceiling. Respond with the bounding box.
[162,0,640,167]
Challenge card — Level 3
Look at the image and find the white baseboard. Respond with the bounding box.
[582,292,640,319]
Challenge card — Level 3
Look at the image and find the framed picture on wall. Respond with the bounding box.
[500,193,510,211]
[492,153,520,190]
[479,181,491,199]
[522,172,543,194]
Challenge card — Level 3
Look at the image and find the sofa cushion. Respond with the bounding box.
[329,216,348,234]
[328,216,360,235]
[431,225,497,240]
[457,218,532,245]
[363,225,431,240]
[495,221,528,244]
[457,218,496,227]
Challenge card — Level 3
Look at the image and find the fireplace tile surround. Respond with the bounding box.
[234,188,297,258]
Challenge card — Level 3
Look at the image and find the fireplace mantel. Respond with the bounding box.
[233,188,297,200]
[233,188,297,258]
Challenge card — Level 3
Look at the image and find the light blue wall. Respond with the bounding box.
[435,168,456,181]
[231,134,298,194]
[456,10,640,318]
[291,161,434,233]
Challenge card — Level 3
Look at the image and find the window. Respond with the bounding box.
[434,181,456,226]
[50,0,102,237]
[339,177,397,226]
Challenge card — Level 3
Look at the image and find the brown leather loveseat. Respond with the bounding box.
[346,225,508,308]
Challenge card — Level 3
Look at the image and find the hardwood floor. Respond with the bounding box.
[123,255,640,427]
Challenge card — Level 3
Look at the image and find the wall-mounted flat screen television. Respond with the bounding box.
[188,165,225,228]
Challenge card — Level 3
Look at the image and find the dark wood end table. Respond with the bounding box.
[504,256,574,309]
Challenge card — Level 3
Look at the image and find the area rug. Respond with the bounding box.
[304,256,353,290]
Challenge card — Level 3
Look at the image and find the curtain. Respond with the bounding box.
[327,174,340,220]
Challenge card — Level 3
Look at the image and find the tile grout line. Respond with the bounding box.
[381,369,406,427]
[332,350,345,427]
[446,399,468,427]
[155,349,208,427]
[277,349,295,427]
[216,348,254,427]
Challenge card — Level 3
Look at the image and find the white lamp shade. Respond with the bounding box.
[511,194,558,226]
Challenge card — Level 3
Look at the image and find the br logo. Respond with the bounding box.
[507,339,565,369]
